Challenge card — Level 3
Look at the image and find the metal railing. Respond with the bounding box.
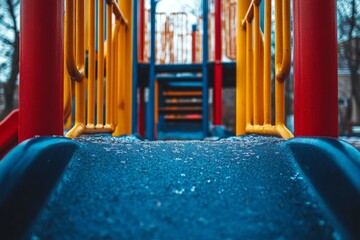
[64,0,131,138]
[196,0,237,63]
[142,0,238,64]
[223,0,237,60]
[143,11,191,64]
[236,0,293,139]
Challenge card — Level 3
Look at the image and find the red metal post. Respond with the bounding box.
[0,109,18,159]
[139,0,145,61]
[138,0,145,136]
[191,24,197,63]
[19,0,64,142]
[213,0,223,126]
[293,0,338,137]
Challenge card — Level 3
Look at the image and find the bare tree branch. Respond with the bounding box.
[0,0,20,119]
[0,36,13,46]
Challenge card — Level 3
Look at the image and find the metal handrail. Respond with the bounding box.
[65,0,131,139]
[65,0,85,82]
[275,0,291,81]
[237,0,293,139]
[107,0,129,26]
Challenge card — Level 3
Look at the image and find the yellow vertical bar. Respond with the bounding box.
[105,3,113,127]
[123,0,133,134]
[76,0,86,125]
[97,0,105,128]
[85,0,90,53]
[111,23,120,131]
[245,20,253,126]
[64,114,72,130]
[87,0,96,128]
[63,11,72,123]
[236,0,251,135]
[275,0,284,126]
[113,24,125,136]
[121,25,126,132]
[263,0,271,125]
[259,32,264,125]
[253,4,260,126]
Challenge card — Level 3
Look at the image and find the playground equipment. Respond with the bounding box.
[1,0,359,239]
[0,0,340,143]
[139,0,236,139]
[0,0,340,144]
[64,0,133,138]
[236,0,293,139]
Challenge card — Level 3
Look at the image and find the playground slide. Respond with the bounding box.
[2,135,353,239]
[0,137,78,239]
[0,109,19,159]
[285,137,360,239]
[0,135,359,238]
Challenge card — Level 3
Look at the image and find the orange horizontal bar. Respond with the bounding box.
[159,107,202,112]
[165,115,202,120]
[163,91,202,97]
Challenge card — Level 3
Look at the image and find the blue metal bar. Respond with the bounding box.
[260,0,265,31]
[104,2,107,40]
[159,84,165,126]
[155,74,202,82]
[132,0,138,134]
[202,0,209,138]
[146,0,157,140]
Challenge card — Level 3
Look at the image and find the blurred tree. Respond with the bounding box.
[337,0,360,124]
[0,0,19,120]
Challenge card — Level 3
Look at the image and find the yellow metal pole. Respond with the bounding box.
[105,3,113,128]
[275,0,293,139]
[97,0,105,128]
[66,0,86,138]
[276,0,291,81]
[275,0,283,127]
[63,11,72,123]
[263,0,271,125]
[111,22,120,132]
[113,24,126,136]
[245,20,253,127]
[236,0,252,135]
[87,0,96,128]
[120,25,126,133]
[258,30,264,125]
[76,0,86,125]
[253,3,260,126]
[65,0,84,82]
[122,0,133,134]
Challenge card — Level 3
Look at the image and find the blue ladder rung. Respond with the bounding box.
[156,74,202,82]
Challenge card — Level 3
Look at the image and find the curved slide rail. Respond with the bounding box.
[0,137,78,239]
[284,137,360,239]
[0,109,19,160]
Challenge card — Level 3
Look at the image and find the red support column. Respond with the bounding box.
[19,0,64,142]
[192,24,197,63]
[213,0,223,126]
[139,0,145,61]
[293,0,338,137]
[138,0,145,136]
